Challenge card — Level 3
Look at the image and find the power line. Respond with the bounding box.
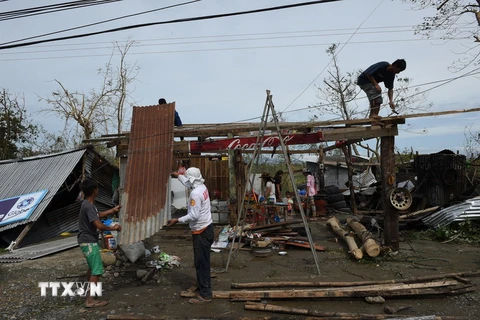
[0,0,343,50]
[0,0,122,21]
[23,24,476,49]
[1,0,201,45]
[0,38,470,62]
[5,28,472,55]
[282,0,385,113]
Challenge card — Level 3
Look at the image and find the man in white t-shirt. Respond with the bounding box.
[168,168,214,304]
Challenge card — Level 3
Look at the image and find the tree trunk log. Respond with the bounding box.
[346,217,380,257]
[327,217,363,259]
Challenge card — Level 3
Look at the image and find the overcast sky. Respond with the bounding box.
[1,0,479,156]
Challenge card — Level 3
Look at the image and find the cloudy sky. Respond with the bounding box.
[1,0,479,156]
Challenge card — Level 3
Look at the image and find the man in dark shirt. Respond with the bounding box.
[78,178,121,308]
[357,59,406,119]
[158,98,182,127]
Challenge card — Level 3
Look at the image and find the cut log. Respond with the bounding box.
[346,217,380,257]
[327,216,363,259]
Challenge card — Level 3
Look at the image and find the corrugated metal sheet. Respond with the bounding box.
[0,236,77,263]
[422,196,480,227]
[0,201,81,247]
[0,149,86,232]
[118,104,174,245]
[415,154,466,207]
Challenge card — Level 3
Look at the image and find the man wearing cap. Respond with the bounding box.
[302,169,317,220]
[168,168,214,304]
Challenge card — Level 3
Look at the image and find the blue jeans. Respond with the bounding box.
[192,224,214,299]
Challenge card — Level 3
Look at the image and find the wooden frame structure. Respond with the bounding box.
[84,107,480,252]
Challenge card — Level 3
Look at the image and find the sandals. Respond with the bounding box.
[85,300,109,308]
[188,295,212,304]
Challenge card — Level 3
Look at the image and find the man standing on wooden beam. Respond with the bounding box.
[357,59,406,120]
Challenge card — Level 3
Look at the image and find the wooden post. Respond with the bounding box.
[341,144,358,215]
[12,223,34,249]
[318,146,325,191]
[229,149,244,226]
[381,135,399,251]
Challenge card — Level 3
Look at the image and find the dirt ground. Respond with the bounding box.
[1,213,480,320]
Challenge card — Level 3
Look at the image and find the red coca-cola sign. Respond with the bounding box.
[188,132,324,153]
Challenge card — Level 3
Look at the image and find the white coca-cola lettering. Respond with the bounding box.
[225,135,295,150]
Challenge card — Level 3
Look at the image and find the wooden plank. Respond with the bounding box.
[399,206,440,220]
[285,240,325,251]
[231,270,480,288]
[228,280,467,301]
[245,302,413,319]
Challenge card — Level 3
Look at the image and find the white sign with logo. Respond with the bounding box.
[0,190,48,226]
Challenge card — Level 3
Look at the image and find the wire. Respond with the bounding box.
[282,0,385,113]
[0,0,121,21]
[5,29,475,55]
[0,0,343,50]
[1,0,201,46]
[0,38,471,62]
[16,24,477,49]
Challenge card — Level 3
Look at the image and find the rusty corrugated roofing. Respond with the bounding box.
[118,103,174,245]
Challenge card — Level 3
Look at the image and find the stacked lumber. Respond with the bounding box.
[225,271,478,319]
[225,271,477,301]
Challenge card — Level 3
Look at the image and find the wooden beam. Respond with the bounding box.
[89,106,480,144]
[381,135,399,251]
[12,223,34,249]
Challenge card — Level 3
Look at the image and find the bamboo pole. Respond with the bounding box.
[346,217,380,257]
[244,302,440,319]
[399,206,439,220]
[229,280,469,301]
[231,270,480,288]
[327,217,363,259]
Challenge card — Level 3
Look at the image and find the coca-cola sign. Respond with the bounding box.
[188,132,324,153]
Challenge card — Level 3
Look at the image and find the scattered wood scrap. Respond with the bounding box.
[228,279,473,301]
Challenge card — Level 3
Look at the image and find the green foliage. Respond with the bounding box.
[0,88,40,160]
[427,220,480,244]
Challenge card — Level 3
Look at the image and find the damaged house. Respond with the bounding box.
[0,146,118,262]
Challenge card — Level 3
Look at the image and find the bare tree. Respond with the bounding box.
[402,0,480,71]
[40,40,139,150]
